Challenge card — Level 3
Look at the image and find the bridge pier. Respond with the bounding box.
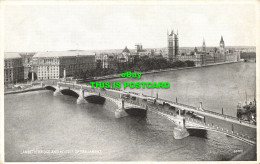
[115,100,128,118]
[53,85,62,96]
[77,89,87,104]
[173,115,189,139]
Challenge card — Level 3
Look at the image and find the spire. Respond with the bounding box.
[168,29,174,36]
[202,38,206,52]
[220,35,224,43]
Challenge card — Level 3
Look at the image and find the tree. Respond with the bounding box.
[185,60,195,67]
[173,60,186,67]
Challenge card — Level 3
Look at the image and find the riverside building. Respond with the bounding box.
[4,52,24,84]
[167,32,240,66]
[19,52,36,80]
[32,51,96,80]
[95,46,135,69]
[95,53,117,69]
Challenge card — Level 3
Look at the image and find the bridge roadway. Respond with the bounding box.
[43,81,256,145]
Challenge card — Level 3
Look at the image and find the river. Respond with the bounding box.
[5,62,255,161]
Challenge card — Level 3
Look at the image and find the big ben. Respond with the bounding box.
[167,30,174,61]
[219,36,225,54]
[167,29,179,62]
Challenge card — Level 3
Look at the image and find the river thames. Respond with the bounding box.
[5,62,256,161]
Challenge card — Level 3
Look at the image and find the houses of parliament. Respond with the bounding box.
[167,29,240,66]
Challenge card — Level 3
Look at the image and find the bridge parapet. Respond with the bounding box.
[185,117,256,145]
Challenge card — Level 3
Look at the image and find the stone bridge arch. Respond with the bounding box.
[105,98,147,118]
[45,84,84,103]
[60,89,79,98]
[45,85,57,91]
[46,84,106,105]
[124,106,147,117]
[83,91,106,105]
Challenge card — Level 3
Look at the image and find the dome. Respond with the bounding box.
[122,46,130,53]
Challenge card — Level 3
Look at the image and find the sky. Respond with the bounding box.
[3,1,257,52]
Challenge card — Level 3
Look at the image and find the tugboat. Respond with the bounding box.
[237,93,256,125]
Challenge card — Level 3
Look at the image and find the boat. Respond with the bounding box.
[237,92,256,124]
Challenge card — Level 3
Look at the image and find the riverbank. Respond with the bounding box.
[4,86,45,95]
[96,61,240,81]
[142,61,239,74]
[3,61,240,95]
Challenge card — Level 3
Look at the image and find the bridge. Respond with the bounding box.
[42,80,256,145]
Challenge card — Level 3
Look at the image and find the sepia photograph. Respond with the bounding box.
[1,0,259,162]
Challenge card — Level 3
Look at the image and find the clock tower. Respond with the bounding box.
[219,36,225,54]
[168,30,174,62]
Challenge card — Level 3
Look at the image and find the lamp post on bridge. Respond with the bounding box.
[41,80,43,88]
[178,109,181,116]
[199,102,203,110]
[82,89,84,97]
[122,100,125,109]
[63,69,66,82]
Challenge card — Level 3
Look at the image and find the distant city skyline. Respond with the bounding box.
[4,1,257,52]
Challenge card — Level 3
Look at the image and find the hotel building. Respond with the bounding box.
[32,51,96,80]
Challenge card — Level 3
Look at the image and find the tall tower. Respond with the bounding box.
[202,38,206,52]
[219,36,225,54]
[135,44,143,53]
[174,30,179,56]
[167,30,174,61]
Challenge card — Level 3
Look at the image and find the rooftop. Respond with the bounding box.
[33,51,95,58]
[4,52,22,59]
[122,46,130,53]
